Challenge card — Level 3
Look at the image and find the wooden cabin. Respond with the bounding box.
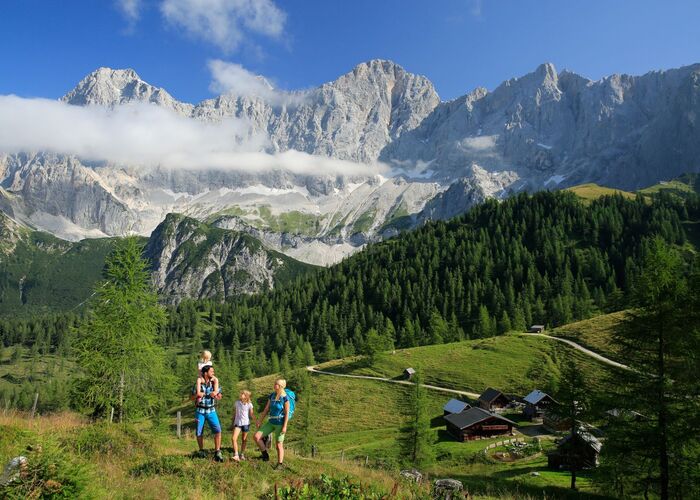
[478,388,510,412]
[403,368,416,380]
[444,407,517,442]
[528,325,545,333]
[523,389,558,420]
[443,398,471,416]
[547,431,602,469]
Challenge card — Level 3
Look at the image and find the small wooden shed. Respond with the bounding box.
[403,368,416,380]
[478,388,510,412]
[523,389,558,420]
[528,325,546,333]
[547,431,602,469]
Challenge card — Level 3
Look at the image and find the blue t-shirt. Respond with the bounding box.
[268,392,289,423]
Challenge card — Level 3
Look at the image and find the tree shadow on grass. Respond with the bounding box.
[446,472,612,500]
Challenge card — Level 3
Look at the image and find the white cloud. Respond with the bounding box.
[0,95,385,177]
[161,0,286,53]
[460,135,498,151]
[116,0,141,21]
[208,59,307,106]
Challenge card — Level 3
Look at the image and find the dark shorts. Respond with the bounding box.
[234,424,250,432]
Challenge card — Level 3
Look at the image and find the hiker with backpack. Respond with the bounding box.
[254,378,295,470]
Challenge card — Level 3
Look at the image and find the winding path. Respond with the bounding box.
[516,333,631,371]
[307,333,630,397]
[306,366,481,399]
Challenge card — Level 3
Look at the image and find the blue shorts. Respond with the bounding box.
[195,411,222,437]
[234,424,250,432]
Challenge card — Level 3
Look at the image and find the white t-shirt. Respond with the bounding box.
[234,400,253,426]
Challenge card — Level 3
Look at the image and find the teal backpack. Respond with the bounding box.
[285,389,296,420]
[269,389,296,421]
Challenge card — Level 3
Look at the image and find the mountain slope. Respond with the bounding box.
[0,211,315,315]
[146,213,315,304]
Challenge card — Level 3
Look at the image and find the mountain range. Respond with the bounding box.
[1,59,699,295]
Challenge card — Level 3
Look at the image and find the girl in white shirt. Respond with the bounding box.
[232,390,254,461]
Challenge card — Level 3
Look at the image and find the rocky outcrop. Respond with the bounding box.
[145,213,311,303]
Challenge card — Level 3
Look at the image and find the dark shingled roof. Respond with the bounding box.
[558,431,602,453]
[478,387,505,403]
[443,399,470,414]
[444,407,517,429]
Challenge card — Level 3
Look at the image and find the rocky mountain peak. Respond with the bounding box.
[62,67,192,114]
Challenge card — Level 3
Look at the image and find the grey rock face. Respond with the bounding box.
[192,59,441,162]
[145,213,298,303]
[382,62,700,190]
[62,67,194,115]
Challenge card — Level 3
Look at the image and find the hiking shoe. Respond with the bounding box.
[273,462,286,471]
[260,450,270,462]
[214,450,225,462]
[232,453,240,462]
[239,454,246,461]
[196,450,207,459]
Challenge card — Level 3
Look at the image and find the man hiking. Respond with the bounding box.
[195,365,224,462]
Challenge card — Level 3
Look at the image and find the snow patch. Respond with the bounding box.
[28,212,109,241]
[537,143,553,150]
[544,175,566,186]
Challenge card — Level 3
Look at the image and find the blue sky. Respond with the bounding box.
[1,0,699,103]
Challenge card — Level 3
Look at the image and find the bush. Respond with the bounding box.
[0,440,90,499]
[67,423,154,457]
[268,474,391,499]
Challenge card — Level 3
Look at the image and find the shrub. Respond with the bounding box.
[0,440,90,499]
[67,423,154,457]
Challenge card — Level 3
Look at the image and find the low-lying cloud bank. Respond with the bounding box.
[0,95,386,176]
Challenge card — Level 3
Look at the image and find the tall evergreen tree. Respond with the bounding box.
[74,237,174,422]
[598,238,699,499]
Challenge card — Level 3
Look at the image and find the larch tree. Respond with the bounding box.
[74,237,174,422]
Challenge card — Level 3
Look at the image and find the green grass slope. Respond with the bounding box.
[549,311,627,363]
[319,333,615,396]
[564,183,635,204]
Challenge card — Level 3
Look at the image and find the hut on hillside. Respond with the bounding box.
[523,389,558,420]
[403,368,416,380]
[477,388,510,412]
[547,431,602,470]
[444,407,517,441]
[443,399,471,416]
[528,325,545,333]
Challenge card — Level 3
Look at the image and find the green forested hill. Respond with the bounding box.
[170,189,697,366]
[0,215,118,316]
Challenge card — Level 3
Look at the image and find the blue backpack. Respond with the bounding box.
[285,389,296,420]
[270,389,296,421]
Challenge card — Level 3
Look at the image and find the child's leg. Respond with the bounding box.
[241,431,248,454]
[213,376,219,394]
[232,426,241,456]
